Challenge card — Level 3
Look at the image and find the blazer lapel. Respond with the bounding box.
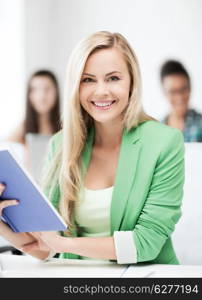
[110,126,141,234]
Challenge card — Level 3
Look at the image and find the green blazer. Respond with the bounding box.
[44,120,184,264]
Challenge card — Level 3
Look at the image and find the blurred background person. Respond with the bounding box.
[6,70,61,181]
[7,69,61,144]
[160,60,202,142]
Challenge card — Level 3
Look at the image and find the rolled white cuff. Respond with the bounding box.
[113,231,137,264]
[43,250,57,261]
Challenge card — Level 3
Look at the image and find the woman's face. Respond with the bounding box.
[79,48,131,125]
[29,76,57,114]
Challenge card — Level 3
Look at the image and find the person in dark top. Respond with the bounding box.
[160,60,202,142]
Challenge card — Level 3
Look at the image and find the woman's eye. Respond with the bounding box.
[82,77,94,83]
[108,76,120,81]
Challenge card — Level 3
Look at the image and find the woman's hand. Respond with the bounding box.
[0,183,66,258]
[0,183,55,260]
[21,232,63,253]
[0,183,19,217]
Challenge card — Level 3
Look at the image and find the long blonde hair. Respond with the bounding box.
[42,31,153,230]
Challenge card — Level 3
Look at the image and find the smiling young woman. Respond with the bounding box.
[0,31,184,264]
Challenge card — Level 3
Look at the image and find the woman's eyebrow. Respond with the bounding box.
[82,71,122,77]
[105,71,122,76]
[82,73,95,77]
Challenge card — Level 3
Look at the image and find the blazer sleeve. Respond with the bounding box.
[131,130,185,263]
[114,129,185,264]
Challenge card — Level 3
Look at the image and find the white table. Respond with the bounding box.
[0,254,202,278]
[0,236,11,248]
[122,264,202,278]
[0,254,126,278]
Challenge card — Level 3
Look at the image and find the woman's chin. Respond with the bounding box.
[93,115,123,126]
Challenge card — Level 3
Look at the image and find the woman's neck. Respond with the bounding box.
[94,121,123,149]
[37,114,53,135]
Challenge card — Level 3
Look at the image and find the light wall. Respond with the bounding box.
[0,0,25,139]
[24,0,202,120]
[1,0,202,139]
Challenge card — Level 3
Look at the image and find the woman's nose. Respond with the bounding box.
[94,82,110,97]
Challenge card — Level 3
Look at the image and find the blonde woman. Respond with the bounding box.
[0,32,184,264]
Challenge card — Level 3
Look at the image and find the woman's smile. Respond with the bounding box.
[90,100,117,110]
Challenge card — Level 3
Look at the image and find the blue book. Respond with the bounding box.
[0,148,67,232]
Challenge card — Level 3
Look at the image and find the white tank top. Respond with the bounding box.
[74,186,114,260]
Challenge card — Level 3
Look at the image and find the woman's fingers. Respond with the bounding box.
[29,232,41,239]
[21,241,39,252]
[0,200,19,215]
[0,200,19,208]
[0,183,19,215]
[21,240,50,252]
[0,183,5,196]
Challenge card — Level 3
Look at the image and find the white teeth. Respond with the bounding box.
[93,101,113,107]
